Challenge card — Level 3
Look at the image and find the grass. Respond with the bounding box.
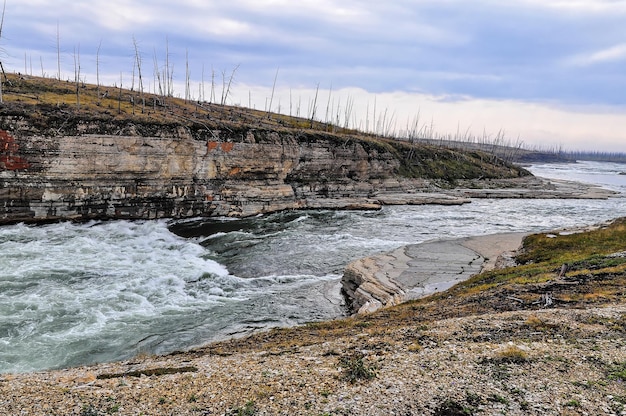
[434,398,475,415]
[441,217,626,309]
[338,351,378,383]
[606,361,626,382]
[227,400,257,416]
[494,345,529,364]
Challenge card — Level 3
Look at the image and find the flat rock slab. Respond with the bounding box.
[398,241,484,300]
[342,232,527,314]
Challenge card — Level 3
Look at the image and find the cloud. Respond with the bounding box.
[564,43,626,66]
[517,0,626,13]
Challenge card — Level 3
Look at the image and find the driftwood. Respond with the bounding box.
[533,293,553,308]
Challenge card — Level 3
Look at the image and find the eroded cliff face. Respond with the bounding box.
[0,120,414,223]
[0,104,534,224]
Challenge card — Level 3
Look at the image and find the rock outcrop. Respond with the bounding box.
[341,233,528,315]
[0,106,614,224]
[0,125,443,223]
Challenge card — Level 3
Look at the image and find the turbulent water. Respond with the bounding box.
[1,161,625,373]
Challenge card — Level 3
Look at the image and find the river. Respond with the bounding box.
[1,161,625,373]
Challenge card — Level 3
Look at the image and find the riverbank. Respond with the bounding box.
[0,74,616,226]
[2,305,625,415]
[3,218,626,415]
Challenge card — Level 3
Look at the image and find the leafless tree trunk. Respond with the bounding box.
[74,45,81,109]
[164,36,169,97]
[220,70,226,105]
[309,83,319,128]
[267,67,279,117]
[57,21,61,80]
[0,0,7,103]
[210,66,215,103]
[325,83,332,124]
[96,40,102,103]
[153,49,163,98]
[201,64,205,102]
[221,64,239,105]
[118,72,123,114]
[133,36,145,113]
[184,49,190,101]
[164,36,175,98]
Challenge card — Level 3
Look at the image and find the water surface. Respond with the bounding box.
[1,161,624,373]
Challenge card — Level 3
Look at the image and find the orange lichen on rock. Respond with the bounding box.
[206,141,234,153]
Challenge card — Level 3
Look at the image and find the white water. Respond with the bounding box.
[1,161,625,373]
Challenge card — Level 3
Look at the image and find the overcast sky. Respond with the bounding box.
[2,0,625,152]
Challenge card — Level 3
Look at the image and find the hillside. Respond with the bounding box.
[0,73,555,225]
[0,73,525,179]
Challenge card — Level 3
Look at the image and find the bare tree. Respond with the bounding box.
[0,0,8,103]
[221,64,239,105]
[56,21,61,80]
[184,49,192,101]
[325,83,332,124]
[74,45,81,109]
[163,36,175,98]
[96,40,102,103]
[201,63,205,102]
[210,66,215,103]
[153,48,163,98]
[118,71,123,114]
[309,83,319,128]
[164,36,169,97]
[267,67,279,117]
[132,36,145,112]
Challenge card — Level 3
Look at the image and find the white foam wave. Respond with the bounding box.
[0,220,240,372]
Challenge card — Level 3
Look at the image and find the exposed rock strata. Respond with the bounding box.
[0,115,615,224]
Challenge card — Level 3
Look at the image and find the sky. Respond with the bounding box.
[1,0,625,152]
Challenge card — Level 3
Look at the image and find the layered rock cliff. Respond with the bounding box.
[0,101,530,224]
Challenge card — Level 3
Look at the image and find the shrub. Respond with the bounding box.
[339,351,378,383]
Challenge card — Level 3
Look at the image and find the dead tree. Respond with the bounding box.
[0,0,9,103]
[133,36,145,113]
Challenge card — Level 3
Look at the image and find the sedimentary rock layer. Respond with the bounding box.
[0,116,614,224]
[0,127,403,223]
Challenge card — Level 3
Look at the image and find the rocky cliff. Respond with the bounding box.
[0,100,531,224]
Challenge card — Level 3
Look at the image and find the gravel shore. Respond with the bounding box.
[2,304,625,415]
